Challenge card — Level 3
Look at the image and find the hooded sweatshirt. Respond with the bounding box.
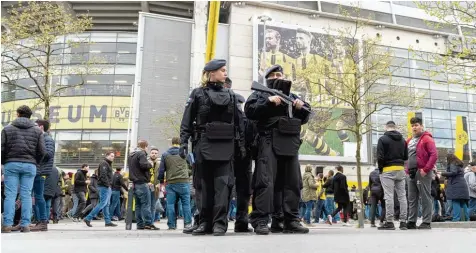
[377,130,408,173]
[128,148,151,184]
[1,117,45,165]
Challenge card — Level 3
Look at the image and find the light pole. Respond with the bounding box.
[257,14,272,84]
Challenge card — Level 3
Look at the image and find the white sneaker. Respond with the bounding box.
[326,215,333,225]
[342,222,351,227]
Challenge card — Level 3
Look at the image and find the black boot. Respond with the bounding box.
[234,222,253,233]
[399,222,408,230]
[378,222,395,230]
[213,226,226,236]
[406,221,417,230]
[192,223,209,236]
[418,223,431,230]
[270,219,283,233]
[283,221,309,234]
[254,221,270,235]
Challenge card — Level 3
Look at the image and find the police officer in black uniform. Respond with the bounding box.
[245,64,310,235]
[180,59,245,236]
[224,78,255,233]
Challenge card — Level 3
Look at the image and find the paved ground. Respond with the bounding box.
[2,220,476,253]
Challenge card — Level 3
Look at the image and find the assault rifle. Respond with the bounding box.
[251,81,311,118]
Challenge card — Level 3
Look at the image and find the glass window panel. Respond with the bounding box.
[66,33,90,43]
[429,81,448,91]
[110,131,127,140]
[434,138,453,148]
[89,43,117,53]
[114,75,135,85]
[432,109,450,119]
[448,92,468,102]
[85,75,114,85]
[117,33,137,43]
[92,65,115,75]
[391,48,409,58]
[115,65,135,75]
[390,57,409,68]
[409,59,429,70]
[392,77,410,86]
[68,43,89,54]
[61,75,84,86]
[116,53,136,64]
[56,131,82,140]
[82,130,110,140]
[432,128,452,139]
[449,101,468,111]
[92,53,118,64]
[90,33,117,43]
[391,67,409,77]
[79,140,112,164]
[430,90,448,100]
[431,99,450,110]
[411,79,429,89]
[410,69,428,79]
[116,43,137,54]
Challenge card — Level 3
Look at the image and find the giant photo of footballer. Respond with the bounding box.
[252,22,368,163]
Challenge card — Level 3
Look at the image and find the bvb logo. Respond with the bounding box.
[456,131,468,146]
[113,107,130,123]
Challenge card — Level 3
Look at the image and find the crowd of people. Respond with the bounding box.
[2,60,476,236]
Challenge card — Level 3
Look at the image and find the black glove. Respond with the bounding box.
[179,144,188,159]
[240,147,247,159]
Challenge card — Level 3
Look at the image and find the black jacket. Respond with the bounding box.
[44,167,60,199]
[88,174,99,199]
[97,159,113,187]
[368,169,383,196]
[377,130,408,172]
[73,169,88,193]
[128,149,151,184]
[323,177,335,195]
[1,117,45,165]
[332,172,350,203]
[112,172,128,191]
[38,132,55,176]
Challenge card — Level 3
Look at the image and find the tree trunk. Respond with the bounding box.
[43,99,50,120]
[355,131,366,228]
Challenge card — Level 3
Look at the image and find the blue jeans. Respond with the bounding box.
[165,183,192,229]
[452,199,469,222]
[469,198,476,218]
[68,194,79,217]
[109,190,121,218]
[434,199,440,215]
[2,162,36,227]
[314,199,327,222]
[85,186,112,224]
[33,175,47,221]
[304,200,314,224]
[190,197,196,217]
[228,199,237,219]
[46,197,61,220]
[446,200,453,216]
[134,183,152,228]
[325,197,340,221]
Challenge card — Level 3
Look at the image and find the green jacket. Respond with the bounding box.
[302,170,318,202]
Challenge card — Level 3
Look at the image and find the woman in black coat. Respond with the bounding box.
[440,154,470,221]
[44,167,61,223]
[328,166,351,226]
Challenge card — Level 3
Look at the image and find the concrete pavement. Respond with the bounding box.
[2,220,476,253]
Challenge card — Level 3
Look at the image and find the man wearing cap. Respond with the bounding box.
[180,59,245,236]
[245,64,311,235]
[224,78,254,233]
[377,121,408,230]
[259,29,294,80]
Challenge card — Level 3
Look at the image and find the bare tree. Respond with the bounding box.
[416,1,476,88]
[1,1,103,120]
[154,104,185,139]
[296,6,422,228]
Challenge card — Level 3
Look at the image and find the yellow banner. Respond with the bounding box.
[205,1,220,62]
[1,96,131,130]
[455,116,469,160]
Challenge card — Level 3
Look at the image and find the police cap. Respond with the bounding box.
[204,59,227,71]
[264,64,283,78]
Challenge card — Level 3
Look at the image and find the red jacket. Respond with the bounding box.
[405,131,438,173]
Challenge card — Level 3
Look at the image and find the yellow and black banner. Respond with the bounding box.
[407,112,423,139]
[455,116,469,161]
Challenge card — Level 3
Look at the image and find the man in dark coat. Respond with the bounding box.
[44,167,61,224]
[327,165,351,226]
[368,166,385,227]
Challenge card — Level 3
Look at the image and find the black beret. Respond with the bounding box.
[235,94,245,104]
[204,59,226,71]
[264,64,283,78]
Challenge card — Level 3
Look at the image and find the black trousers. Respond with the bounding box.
[370,192,386,224]
[234,154,252,227]
[331,202,351,223]
[73,192,87,218]
[250,134,301,226]
[195,158,234,231]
